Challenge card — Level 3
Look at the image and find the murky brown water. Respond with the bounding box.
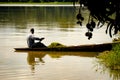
[0,6,119,80]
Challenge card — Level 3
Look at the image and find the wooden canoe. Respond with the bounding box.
[14,42,119,52]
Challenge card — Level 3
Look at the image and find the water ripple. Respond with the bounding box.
[0,65,35,80]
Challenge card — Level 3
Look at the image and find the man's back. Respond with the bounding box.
[27,34,34,48]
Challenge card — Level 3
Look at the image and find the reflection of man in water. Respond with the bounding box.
[27,52,46,73]
[27,28,47,48]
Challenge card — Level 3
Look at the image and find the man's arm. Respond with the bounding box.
[33,37,45,41]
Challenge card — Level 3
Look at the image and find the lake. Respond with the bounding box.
[0,5,119,80]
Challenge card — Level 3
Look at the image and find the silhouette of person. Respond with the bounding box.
[27,28,47,48]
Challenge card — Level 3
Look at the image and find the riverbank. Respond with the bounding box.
[0,2,79,7]
[97,42,120,70]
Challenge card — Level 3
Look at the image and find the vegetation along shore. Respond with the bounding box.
[97,38,120,70]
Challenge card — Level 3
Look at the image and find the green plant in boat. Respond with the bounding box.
[48,42,66,48]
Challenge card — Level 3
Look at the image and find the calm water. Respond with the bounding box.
[0,6,119,80]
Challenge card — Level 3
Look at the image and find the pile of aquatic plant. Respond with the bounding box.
[97,43,120,70]
[48,42,66,48]
[113,37,120,42]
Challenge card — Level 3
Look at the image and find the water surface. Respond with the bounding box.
[0,6,119,80]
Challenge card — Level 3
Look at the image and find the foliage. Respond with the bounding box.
[75,0,120,39]
[97,43,120,70]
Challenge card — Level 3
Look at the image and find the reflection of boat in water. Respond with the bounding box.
[26,51,98,73]
[48,51,99,58]
[14,42,120,52]
[27,51,98,65]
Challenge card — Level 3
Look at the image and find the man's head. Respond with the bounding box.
[30,28,34,34]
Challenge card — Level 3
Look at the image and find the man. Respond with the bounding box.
[27,28,47,48]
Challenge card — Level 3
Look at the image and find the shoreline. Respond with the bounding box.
[0,3,79,7]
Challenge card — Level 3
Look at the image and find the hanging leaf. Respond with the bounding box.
[109,23,114,37]
[91,19,96,28]
[106,22,111,34]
